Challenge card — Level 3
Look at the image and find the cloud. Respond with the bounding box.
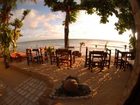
[15,7,130,42]
[16,9,65,41]
[22,9,64,29]
[67,11,130,42]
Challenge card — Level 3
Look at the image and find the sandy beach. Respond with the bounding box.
[0,56,131,105]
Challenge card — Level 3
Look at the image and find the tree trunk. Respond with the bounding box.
[64,9,70,49]
[119,0,140,104]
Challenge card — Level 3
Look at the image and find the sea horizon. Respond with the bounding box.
[16,39,129,55]
[18,38,129,43]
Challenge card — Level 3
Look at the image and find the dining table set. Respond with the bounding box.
[114,49,135,71]
[85,47,111,72]
[25,47,81,68]
[25,46,135,71]
[85,47,135,72]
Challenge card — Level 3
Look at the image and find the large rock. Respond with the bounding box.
[63,78,78,94]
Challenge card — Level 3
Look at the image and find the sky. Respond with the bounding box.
[12,0,131,42]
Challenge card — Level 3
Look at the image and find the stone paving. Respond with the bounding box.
[0,77,47,105]
[5,57,132,105]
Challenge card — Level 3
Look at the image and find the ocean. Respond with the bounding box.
[16,39,129,55]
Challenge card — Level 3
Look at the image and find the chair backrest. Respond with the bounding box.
[105,48,111,60]
[104,48,111,68]
[56,49,72,59]
[114,49,122,65]
[114,49,119,59]
[126,51,135,60]
[85,47,88,58]
[89,50,105,61]
[89,50,105,70]
[85,47,89,67]
[106,48,111,54]
[26,48,32,65]
[32,49,40,56]
[26,49,32,57]
[55,48,72,67]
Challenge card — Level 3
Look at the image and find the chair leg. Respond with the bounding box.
[56,58,60,68]
[70,60,72,67]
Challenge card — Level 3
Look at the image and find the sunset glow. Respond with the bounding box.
[14,1,131,42]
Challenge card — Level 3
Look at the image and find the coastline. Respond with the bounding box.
[16,39,129,54]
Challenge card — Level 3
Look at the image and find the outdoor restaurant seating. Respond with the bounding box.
[26,48,44,65]
[72,50,81,63]
[26,48,33,65]
[32,48,44,64]
[85,47,111,71]
[85,47,89,67]
[114,49,124,69]
[56,48,72,67]
[89,50,105,71]
[50,51,57,65]
[25,47,75,67]
[104,48,111,68]
[44,47,49,62]
[114,49,134,70]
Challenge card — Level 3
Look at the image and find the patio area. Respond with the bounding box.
[3,56,131,105]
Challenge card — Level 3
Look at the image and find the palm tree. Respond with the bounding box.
[11,9,30,52]
[0,0,36,68]
[44,0,80,48]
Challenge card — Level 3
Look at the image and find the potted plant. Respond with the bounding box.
[124,45,127,51]
[104,41,108,49]
[129,34,136,59]
[79,42,85,57]
[47,46,55,54]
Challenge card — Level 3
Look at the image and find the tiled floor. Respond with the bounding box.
[0,77,47,105]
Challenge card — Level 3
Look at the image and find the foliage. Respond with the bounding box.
[0,0,34,68]
[44,0,135,48]
[114,0,135,35]
[81,0,135,35]
[0,10,30,53]
[44,0,80,48]
[10,9,30,52]
[129,34,136,50]
[46,46,55,54]
[44,0,79,23]
[79,42,85,53]
[81,0,117,23]
[0,25,12,57]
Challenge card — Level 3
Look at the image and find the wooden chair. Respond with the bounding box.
[44,47,49,62]
[72,50,81,63]
[123,51,134,70]
[89,50,105,71]
[114,49,129,70]
[56,49,72,67]
[32,48,43,64]
[85,47,89,67]
[26,49,33,65]
[103,48,111,68]
[114,49,122,69]
[49,51,56,65]
[39,48,44,64]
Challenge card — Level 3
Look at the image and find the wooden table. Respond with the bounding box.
[119,50,134,70]
[88,50,106,71]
